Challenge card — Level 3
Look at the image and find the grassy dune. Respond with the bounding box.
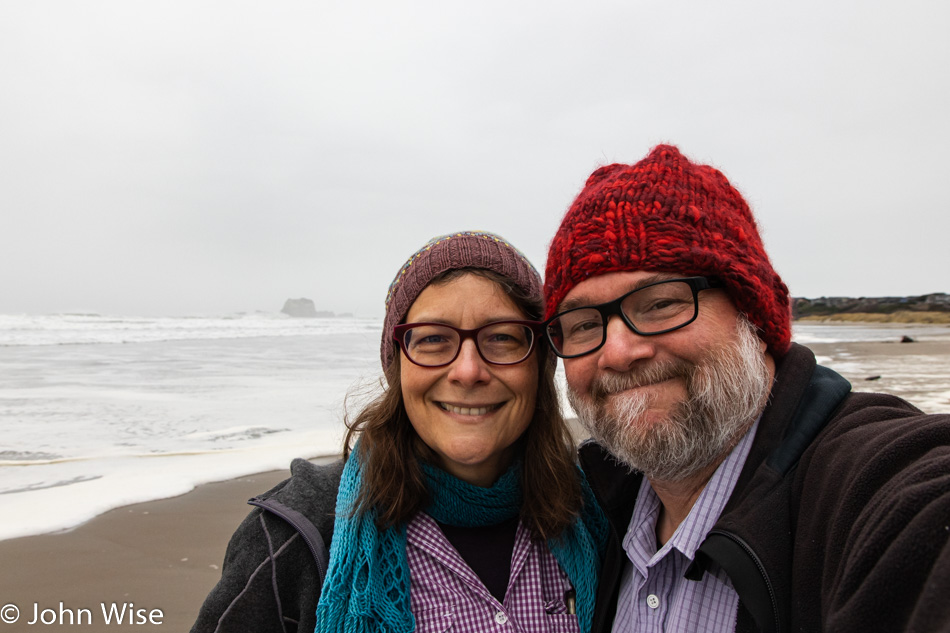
[795,311,950,324]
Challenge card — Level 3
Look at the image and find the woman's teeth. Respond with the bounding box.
[440,403,498,415]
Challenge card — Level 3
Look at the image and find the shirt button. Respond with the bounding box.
[647,594,660,609]
[494,611,509,625]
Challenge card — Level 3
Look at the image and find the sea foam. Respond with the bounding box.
[0,313,382,541]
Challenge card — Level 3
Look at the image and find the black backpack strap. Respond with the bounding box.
[249,497,330,585]
[767,364,852,476]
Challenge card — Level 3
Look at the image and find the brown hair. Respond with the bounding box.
[343,268,582,540]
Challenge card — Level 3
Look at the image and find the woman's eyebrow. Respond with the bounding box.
[405,314,524,326]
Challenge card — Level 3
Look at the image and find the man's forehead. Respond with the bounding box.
[557,270,683,311]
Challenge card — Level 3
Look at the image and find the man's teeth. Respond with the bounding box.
[440,403,496,415]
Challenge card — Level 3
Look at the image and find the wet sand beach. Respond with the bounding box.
[0,465,325,631]
[0,339,946,630]
[806,338,950,413]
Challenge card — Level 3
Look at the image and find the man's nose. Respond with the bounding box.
[597,315,657,372]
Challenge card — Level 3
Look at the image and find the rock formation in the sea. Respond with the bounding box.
[279,299,344,318]
[281,298,319,318]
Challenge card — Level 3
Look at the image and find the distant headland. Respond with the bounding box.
[793,293,950,323]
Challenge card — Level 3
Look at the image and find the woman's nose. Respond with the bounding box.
[447,338,492,385]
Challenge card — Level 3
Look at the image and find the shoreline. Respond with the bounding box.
[0,418,591,630]
[0,461,333,631]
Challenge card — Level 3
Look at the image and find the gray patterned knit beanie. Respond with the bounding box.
[380,231,543,371]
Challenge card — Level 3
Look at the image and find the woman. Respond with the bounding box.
[192,231,605,633]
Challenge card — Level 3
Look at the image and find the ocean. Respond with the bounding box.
[2,314,949,541]
[0,313,383,541]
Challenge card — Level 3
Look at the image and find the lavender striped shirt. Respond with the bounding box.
[406,512,580,633]
[611,418,760,633]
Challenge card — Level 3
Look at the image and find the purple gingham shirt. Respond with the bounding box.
[611,418,760,633]
[406,512,580,633]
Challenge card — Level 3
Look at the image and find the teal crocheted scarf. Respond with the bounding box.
[315,448,607,633]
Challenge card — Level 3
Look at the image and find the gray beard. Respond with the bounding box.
[567,316,772,482]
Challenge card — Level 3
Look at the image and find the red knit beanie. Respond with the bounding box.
[544,144,791,356]
[381,231,543,371]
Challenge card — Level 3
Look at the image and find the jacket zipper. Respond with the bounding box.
[707,528,779,633]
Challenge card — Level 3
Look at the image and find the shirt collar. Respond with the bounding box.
[622,416,761,570]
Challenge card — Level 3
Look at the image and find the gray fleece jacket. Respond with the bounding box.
[190,458,343,633]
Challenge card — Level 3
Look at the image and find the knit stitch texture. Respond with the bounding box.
[380,231,542,371]
[315,449,607,633]
[544,145,791,356]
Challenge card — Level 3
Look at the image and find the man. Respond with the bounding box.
[543,145,950,633]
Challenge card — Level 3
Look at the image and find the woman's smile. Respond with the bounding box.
[436,401,505,417]
[400,273,538,487]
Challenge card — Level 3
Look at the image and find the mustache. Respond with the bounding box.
[590,360,693,400]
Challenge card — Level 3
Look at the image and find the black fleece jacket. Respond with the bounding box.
[190,458,343,633]
[580,343,950,633]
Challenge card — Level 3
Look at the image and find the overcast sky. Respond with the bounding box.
[3,1,948,318]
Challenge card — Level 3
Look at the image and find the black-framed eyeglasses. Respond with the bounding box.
[544,276,724,359]
[393,320,543,368]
